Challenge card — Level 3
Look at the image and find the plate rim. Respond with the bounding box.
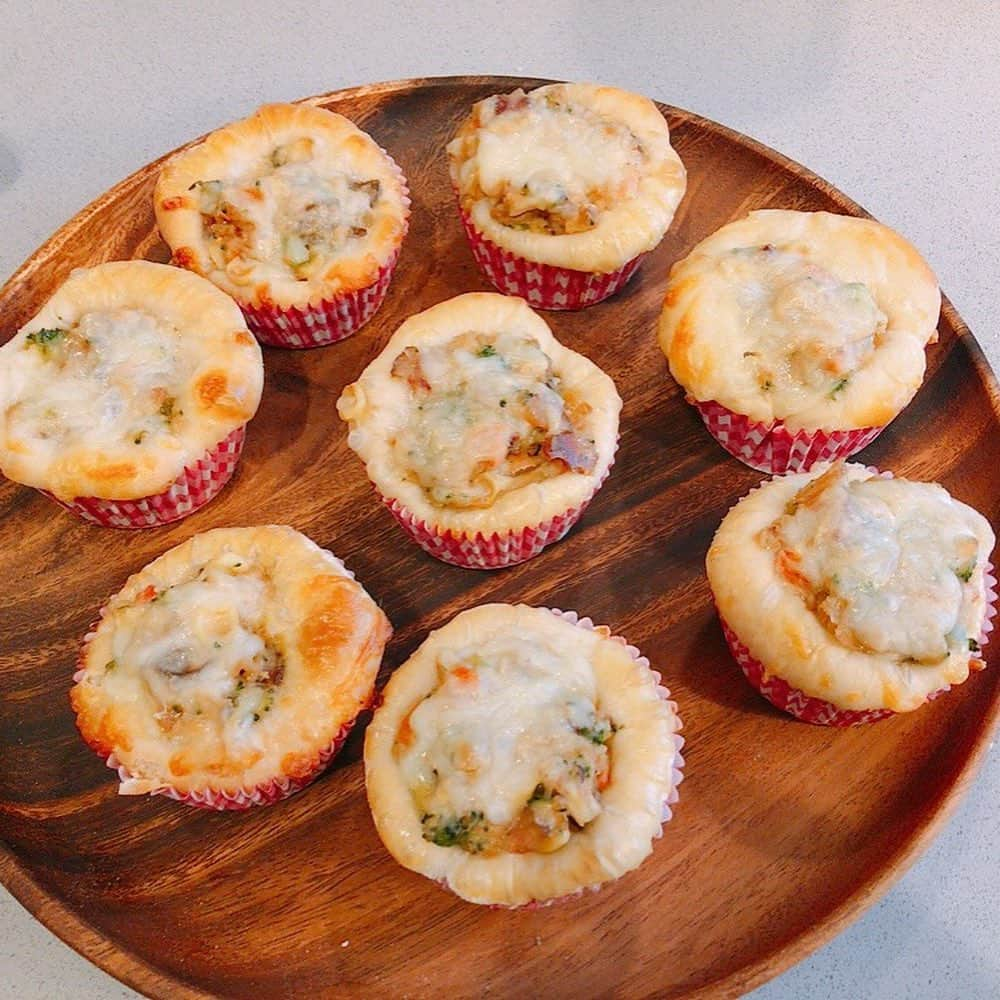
[1,73,999,1000]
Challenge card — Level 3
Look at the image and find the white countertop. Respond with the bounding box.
[1,2,998,997]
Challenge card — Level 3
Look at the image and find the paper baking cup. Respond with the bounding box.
[458,206,645,311]
[476,608,684,909]
[691,398,883,474]
[719,560,996,725]
[241,246,402,348]
[43,426,245,529]
[375,453,615,569]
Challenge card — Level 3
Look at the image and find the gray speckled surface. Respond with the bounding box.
[1,2,998,997]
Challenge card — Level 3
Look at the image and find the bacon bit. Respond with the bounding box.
[243,186,265,201]
[543,431,598,474]
[596,766,611,792]
[160,195,190,211]
[137,584,158,603]
[493,91,529,115]
[452,665,477,685]
[390,346,430,393]
[171,246,199,272]
[234,330,254,346]
[777,549,812,591]
[970,657,987,672]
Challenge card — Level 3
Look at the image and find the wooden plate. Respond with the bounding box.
[1,76,998,1000]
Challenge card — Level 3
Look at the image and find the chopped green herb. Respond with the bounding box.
[422,811,488,851]
[969,638,981,652]
[575,721,614,746]
[213,641,222,649]
[761,379,773,391]
[132,431,146,445]
[499,398,507,408]
[956,563,975,583]
[104,659,117,673]
[476,344,497,358]
[25,328,65,356]
[252,712,261,723]
[829,376,850,397]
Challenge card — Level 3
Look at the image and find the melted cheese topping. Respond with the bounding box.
[448,83,686,272]
[155,103,410,309]
[399,634,612,854]
[775,465,983,662]
[391,330,597,509]
[365,604,683,906]
[467,91,644,233]
[0,261,263,500]
[708,463,995,712]
[660,210,940,431]
[338,293,620,535]
[71,526,391,797]
[8,309,195,455]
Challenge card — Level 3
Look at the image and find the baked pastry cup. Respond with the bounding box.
[365,603,684,906]
[337,292,621,568]
[155,102,410,348]
[448,83,686,310]
[71,525,391,808]
[0,261,262,527]
[659,210,941,473]
[707,462,996,725]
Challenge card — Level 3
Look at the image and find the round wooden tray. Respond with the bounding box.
[1,76,998,1000]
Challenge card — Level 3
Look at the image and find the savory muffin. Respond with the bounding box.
[71,525,392,807]
[448,83,686,309]
[659,210,940,472]
[365,604,684,905]
[337,292,621,568]
[707,462,996,724]
[155,102,410,347]
[0,260,262,527]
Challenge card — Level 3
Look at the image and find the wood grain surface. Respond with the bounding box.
[1,76,998,1000]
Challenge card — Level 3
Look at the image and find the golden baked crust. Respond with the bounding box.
[155,102,409,309]
[707,463,995,711]
[71,525,391,796]
[337,292,621,535]
[448,83,686,273]
[0,261,263,501]
[364,604,681,906]
[659,210,940,432]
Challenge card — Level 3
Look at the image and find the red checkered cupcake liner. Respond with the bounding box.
[458,205,645,311]
[43,426,245,529]
[719,560,996,725]
[690,397,883,474]
[374,452,616,569]
[475,608,684,909]
[241,246,402,348]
